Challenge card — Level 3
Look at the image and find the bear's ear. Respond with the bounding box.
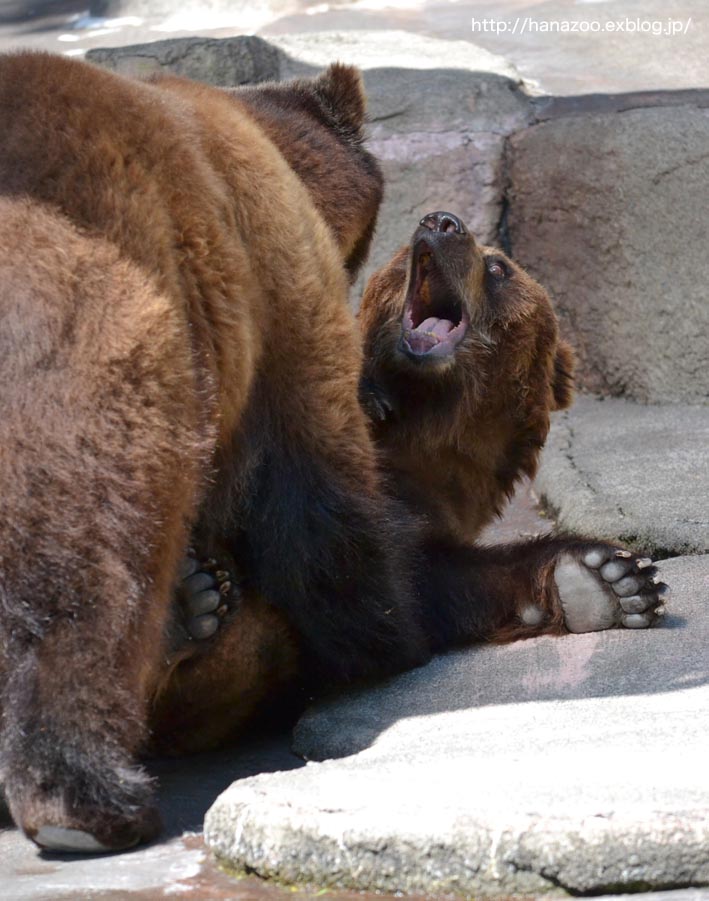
[552,339,575,410]
[312,63,367,140]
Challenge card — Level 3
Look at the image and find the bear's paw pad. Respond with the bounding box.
[176,554,239,643]
[554,546,668,633]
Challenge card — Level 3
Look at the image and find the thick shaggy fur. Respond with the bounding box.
[155,217,664,756]
[151,222,584,754]
[357,224,579,649]
[359,241,575,542]
[0,53,429,849]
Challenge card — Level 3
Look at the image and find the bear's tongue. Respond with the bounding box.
[407,316,455,353]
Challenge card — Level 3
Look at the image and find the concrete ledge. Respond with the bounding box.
[205,554,709,896]
[537,395,709,556]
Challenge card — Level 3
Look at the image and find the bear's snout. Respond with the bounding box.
[419,211,467,236]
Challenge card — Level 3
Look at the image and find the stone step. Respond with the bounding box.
[537,395,709,556]
[205,552,709,897]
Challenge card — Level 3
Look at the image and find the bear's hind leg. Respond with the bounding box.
[0,527,189,851]
[0,207,211,851]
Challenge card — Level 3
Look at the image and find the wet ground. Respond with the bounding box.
[0,0,707,95]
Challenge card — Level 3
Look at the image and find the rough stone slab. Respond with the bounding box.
[270,29,522,82]
[270,31,531,285]
[86,35,282,85]
[205,554,709,896]
[536,395,709,556]
[507,105,709,405]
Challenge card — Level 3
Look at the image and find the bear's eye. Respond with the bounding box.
[486,259,508,280]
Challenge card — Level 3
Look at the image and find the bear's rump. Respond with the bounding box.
[0,197,209,651]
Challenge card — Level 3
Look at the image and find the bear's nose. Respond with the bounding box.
[419,211,467,235]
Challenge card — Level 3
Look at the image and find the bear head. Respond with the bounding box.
[358,211,575,536]
[236,64,383,281]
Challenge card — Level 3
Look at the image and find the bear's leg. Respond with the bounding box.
[1,522,192,852]
[151,571,302,756]
[168,552,241,651]
[0,212,212,851]
[417,536,668,650]
[232,417,431,685]
[212,248,432,685]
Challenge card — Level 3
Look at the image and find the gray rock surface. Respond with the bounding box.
[507,104,709,405]
[89,0,295,18]
[87,34,282,84]
[269,31,531,285]
[205,554,709,896]
[361,68,530,284]
[537,395,709,556]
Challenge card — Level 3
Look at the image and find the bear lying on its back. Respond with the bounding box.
[360,209,574,543]
[359,212,667,650]
[153,212,667,755]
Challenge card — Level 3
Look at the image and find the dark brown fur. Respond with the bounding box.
[154,216,665,757]
[356,222,587,650]
[149,222,582,754]
[0,53,429,850]
[359,239,575,542]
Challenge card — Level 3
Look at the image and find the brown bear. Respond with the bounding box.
[357,211,667,648]
[0,53,432,853]
[151,211,667,756]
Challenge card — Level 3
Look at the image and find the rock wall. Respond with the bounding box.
[507,100,709,405]
[88,34,709,404]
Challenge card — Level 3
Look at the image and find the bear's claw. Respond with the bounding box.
[176,553,240,644]
[34,826,121,854]
[554,544,667,633]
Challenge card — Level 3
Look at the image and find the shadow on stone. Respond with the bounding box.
[151,733,303,838]
[293,554,708,760]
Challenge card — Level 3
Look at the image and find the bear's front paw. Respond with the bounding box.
[359,376,396,422]
[174,553,240,646]
[554,544,668,633]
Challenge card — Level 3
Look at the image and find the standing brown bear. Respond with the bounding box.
[0,54,430,853]
[154,212,667,755]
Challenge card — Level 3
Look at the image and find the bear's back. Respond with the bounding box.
[0,54,236,301]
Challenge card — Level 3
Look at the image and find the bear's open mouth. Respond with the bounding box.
[400,242,470,360]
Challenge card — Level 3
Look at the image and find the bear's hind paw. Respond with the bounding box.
[554,544,668,633]
[175,553,240,645]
